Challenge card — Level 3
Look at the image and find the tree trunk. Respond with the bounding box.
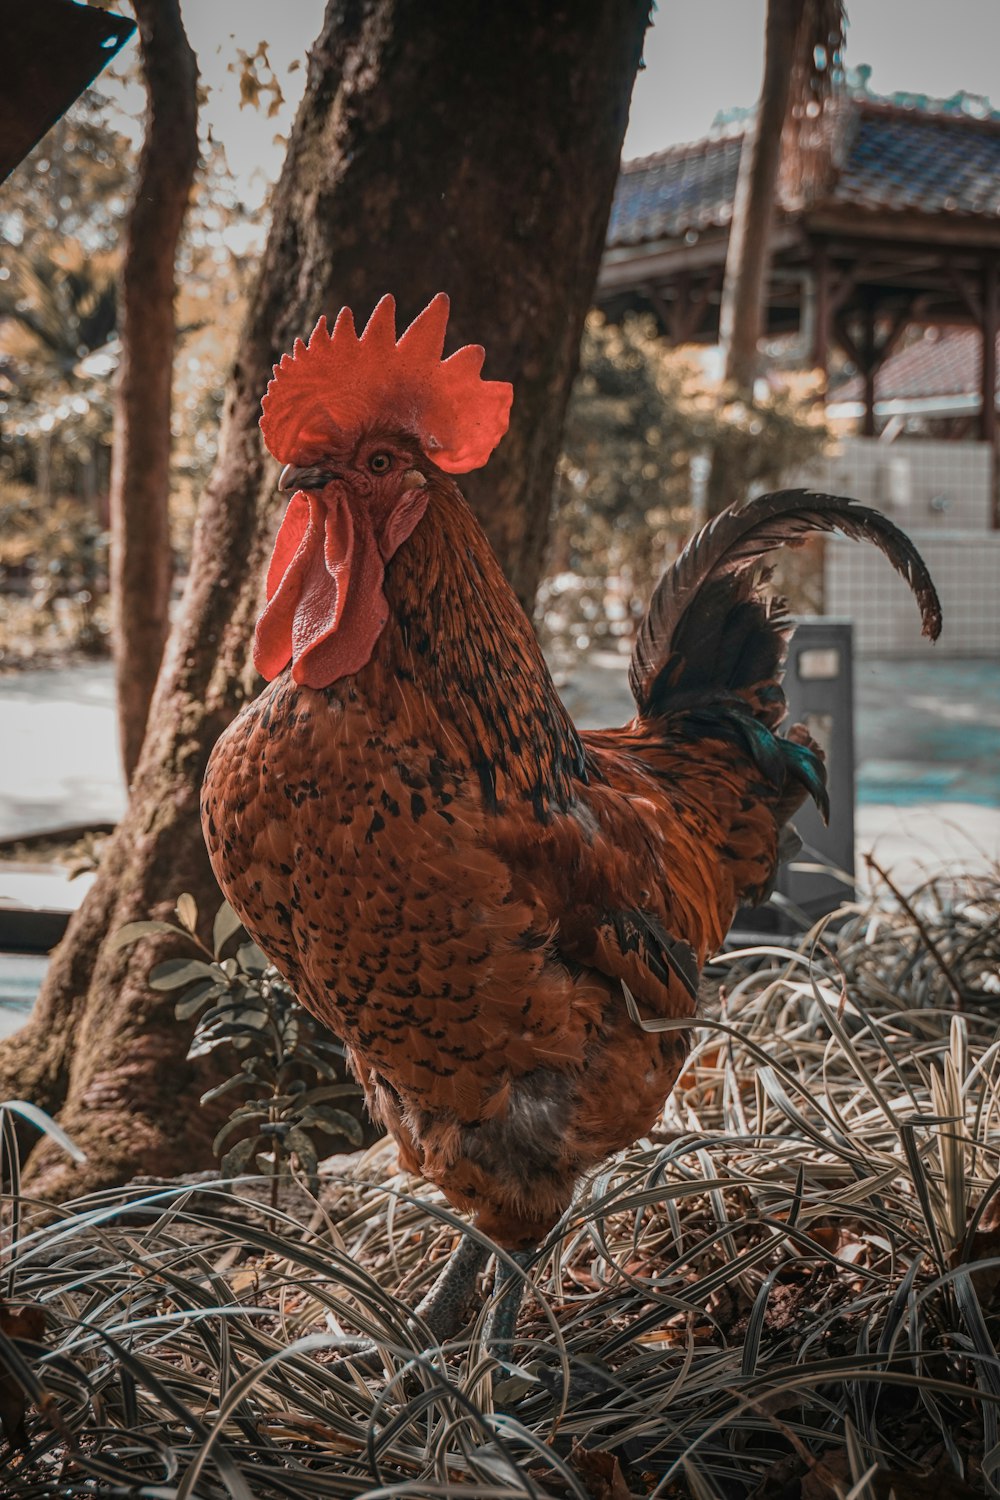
[705,0,800,519]
[110,0,198,781]
[2,0,650,1200]
[706,0,844,518]
[717,0,801,398]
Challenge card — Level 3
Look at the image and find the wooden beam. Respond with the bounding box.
[829,266,858,315]
[946,259,983,323]
[816,237,990,285]
[879,300,916,365]
[675,271,721,343]
[804,208,1000,251]
[596,225,800,292]
[981,252,997,456]
[832,312,865,371]
[812,240,829,375]
[862,295,877,437]
[642,281,676,339]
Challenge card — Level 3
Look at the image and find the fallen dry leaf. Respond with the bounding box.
[570,1441,635,1500]
[0,1298,46,1453]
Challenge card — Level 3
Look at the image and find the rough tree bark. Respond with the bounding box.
[1,0,650,1200]
[110,0,199,780]
[705,0,844,517]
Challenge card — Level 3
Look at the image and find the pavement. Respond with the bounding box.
[0,653,997,1039]
[0,665,126,838]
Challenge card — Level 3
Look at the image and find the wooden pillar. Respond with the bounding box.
[812,240,829,379]
[984,254,999,529]
[862,294,877,438]
[981,252,997,446]
[643,281,675,343]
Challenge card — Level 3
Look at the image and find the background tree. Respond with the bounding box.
[706,0,844,516]
[110,0,199,780]
[0,0,651,1200]
[0,94,133,508]
[538,313,827,669]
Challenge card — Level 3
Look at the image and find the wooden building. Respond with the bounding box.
[597,94,1000,446]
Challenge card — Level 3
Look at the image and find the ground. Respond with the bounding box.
[4,881,999,1495]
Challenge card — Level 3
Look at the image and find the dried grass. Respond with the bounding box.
[3,869,1000,1497]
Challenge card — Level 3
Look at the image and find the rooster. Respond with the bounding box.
[201,293,940,1349]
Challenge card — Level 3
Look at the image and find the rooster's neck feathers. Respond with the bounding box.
[366,474,588,818]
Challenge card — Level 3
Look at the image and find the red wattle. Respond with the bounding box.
[252,488,398,688]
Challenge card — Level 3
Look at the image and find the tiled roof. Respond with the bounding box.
[607,133,742,246]
[608,101,1000,249]
[834,328,999,404]
[834,105,1000,217]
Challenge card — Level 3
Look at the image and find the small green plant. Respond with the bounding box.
[115,895,362,1206]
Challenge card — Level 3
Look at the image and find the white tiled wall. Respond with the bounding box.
[825,531,1000,656]
[804,437,993,532]
[798,436,998,655]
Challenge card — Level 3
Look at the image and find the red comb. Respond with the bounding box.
[259,293,513,473]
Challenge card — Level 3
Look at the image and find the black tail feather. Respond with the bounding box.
[630,489,942,721]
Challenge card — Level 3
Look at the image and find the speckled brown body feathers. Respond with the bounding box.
[203,478,805,1248]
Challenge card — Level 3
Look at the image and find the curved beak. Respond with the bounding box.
[278,461,341,493]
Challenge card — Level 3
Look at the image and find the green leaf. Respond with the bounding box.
[200,1073,255,1105]
[174,982,226,1020]
[285,1127,318,1182]
[213,1118,243,1154]
[149,958,217,991]
[233,1006,269,1030]
[108,920,182,952]
[213,901,244,958]
[188,1034,232,1060]
[1,1100,87,1163]
[298,1083,360,1107]
[175,893,198,933]
[236,941,268,974]
[294,1044,344,1076]
[309,1109,363,1146]
[220,1135,257,1178]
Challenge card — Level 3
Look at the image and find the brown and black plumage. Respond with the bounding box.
[201,295,941,1343]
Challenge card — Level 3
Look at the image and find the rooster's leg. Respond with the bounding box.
[326,1238,532,1381]
[411,1233,489,1339]
[486,1250,533,1353]
[327,1234,488,1379]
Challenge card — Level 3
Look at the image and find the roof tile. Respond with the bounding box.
[834,328,999,403]
[608,134,742,245]
[608,101,1000,248]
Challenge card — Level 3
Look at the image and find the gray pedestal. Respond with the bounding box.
[739,617,856,933]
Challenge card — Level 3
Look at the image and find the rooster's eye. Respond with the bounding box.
[369,452,392,474]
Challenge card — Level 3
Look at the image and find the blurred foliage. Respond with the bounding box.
[537,314,829,671]
[0,84,254,571]
[2,90,132,252]
[0,77,256,669]
[0,484,109,666]
[114,895,363,1206]
[231,41,286,117]
[0,91,130,508]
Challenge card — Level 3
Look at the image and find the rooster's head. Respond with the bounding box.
[254,293,512,689]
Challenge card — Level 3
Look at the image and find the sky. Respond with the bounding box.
[164,0,1000,206]
[626,0,1000,157]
